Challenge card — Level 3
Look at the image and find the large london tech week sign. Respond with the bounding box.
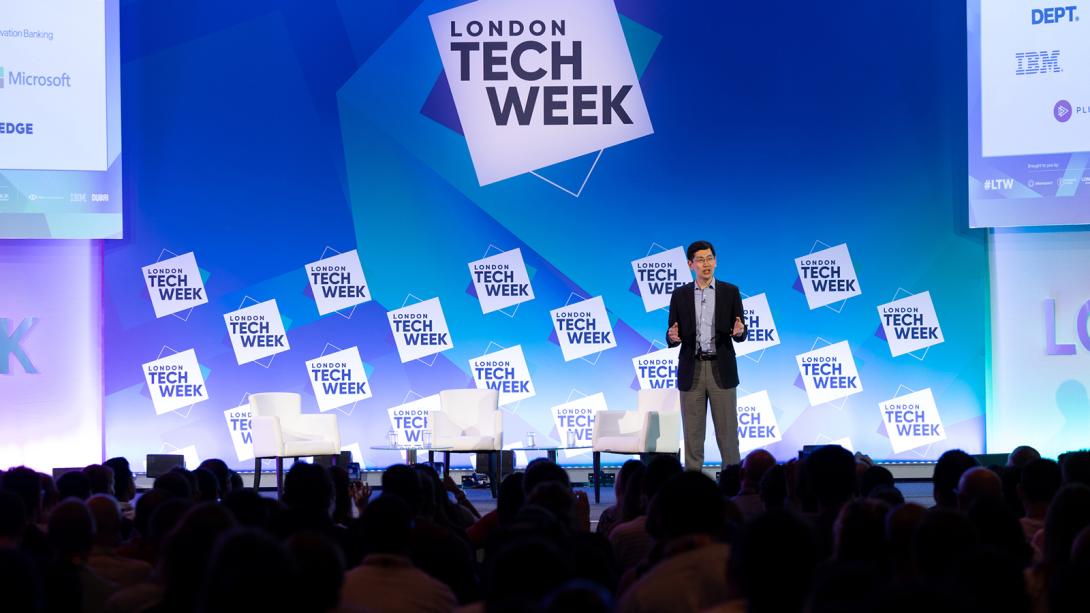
[430,0,653,185]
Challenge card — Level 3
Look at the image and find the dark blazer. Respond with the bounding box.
[666,280,747,391]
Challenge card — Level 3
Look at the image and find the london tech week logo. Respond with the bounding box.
[429,0,653,185]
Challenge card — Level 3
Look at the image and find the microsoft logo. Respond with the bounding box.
[0,66,5,88]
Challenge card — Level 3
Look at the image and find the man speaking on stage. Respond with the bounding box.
[666,240,748,471]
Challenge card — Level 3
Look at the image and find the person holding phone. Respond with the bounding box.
[666,240,748,471]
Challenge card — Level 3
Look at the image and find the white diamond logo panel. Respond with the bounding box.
[880,388,946,454]
[737,390,782,454]
[142,252,208,318]
[224,404,254,462]
[551,392,607,455]
[305,250,372,316]
[306,346,372,412]
[223,300,290,365]
[387,298,454,363]
[142,349,208,415]
[551,296,617,361]
[735,293,780,357]
[631,247,689,312]
[429,0,654,185]
[795,243,862,309]
[632,345,680,389]
[469,345,535,406]
[387,394,441,448]
[877,291,944,357]
[795,341,863,406]
[468,248,535,314]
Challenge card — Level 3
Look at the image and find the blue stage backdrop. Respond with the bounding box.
[104,0,986,472]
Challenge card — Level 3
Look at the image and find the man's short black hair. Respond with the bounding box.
[686,241,715,261]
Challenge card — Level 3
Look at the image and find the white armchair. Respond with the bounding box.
[430,389,503,496]
[430,389,503,451]
[250,392,341,496]
[590,389,681,501]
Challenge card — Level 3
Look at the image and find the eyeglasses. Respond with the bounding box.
[692,256,716,265]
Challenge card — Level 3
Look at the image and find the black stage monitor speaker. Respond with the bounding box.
[52,467,84,481]
[314,451,352,469]
[146,454,185,478]
[477,450,514,474]
[973,453,1009,468]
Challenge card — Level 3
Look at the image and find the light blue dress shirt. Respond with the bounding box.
[695,280,715,355]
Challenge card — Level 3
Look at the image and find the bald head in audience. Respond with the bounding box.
[740,450,776,491]
[957,467,1003,511]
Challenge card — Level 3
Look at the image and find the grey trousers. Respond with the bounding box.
[681,359,740,471]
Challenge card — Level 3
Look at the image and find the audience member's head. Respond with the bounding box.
[1020,458,1062,510]
[718,464,741,497]
[47,499,95,562]
[2,464,41,523]
[759,464,787,511]
[153,470,193,500]
[1008,445,1041,469]
[526,481,578,530]
[104,457,136,502]
[132,487,170,539]
[329,466,353,526]
[642,454,683,507]
[524,458,571,496]
[833,498,890,566]
[647,471,725,542]
[1043,484,1090,570]
[282,462,334,517]
[615,458,642,497]
[197,459,231,499]
[222,487,270,529]
[287,532,345,613]
[966,497,1031,568]
[160,503,237,610]
[193,467,220,503]
[741,449,776,492]
[869,485,905,507]
[619,462,647,521]
[359,494,412,556]
[199,528,299,612]
[932,449,979,509]
[82,464,114,496]
[912,507,978,578]
[486,538,572,611]
[56,470,91,501]
[542,579,614,613]
[951,547,1031,613]
[0,549,40,612]
[497,472,526,525]
[148,498,193,559]
[956,466,1003,511]
[86,494,123,548]
[860,465,894,497]
[0,491,27,547]
[1060,451,1090,487]
[805,445,856,512]
[886,503,926,576]
[730,510,818,612]
[380,464,422,516]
